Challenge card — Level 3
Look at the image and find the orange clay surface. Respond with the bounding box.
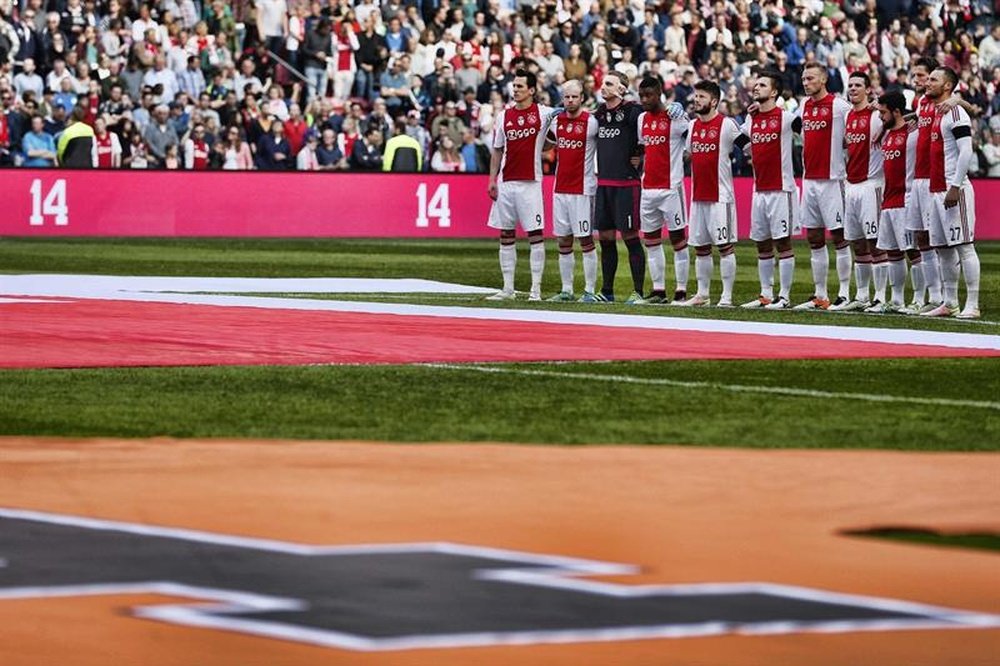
[1,437,998,665]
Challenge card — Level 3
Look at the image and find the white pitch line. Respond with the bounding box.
[424,364,1000,411]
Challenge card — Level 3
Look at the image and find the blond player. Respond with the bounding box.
[547,79,600,302]
[794,62,853,311]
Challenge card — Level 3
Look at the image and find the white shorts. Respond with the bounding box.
[640,186,686,234]
[800,179,845,230]
[906,179,932,232]
[844,180,882,241]
[690,201,737,247]
[552,192,594,238]
[928,184,976,247]
[750,189,799,242]
[876,207,914,251]
[487,181,544,233]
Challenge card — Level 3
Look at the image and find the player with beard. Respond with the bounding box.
[593,70,647,303]
[874,91,921,313]
[794,62,853,311]
[921,67,980,319]
[485,69,555,301]
[681,80,749,307]
[906,57,945,312]
[636,76,689,303]
[741,70,800,310]
[834,71,888,312]
[547,79,600,302]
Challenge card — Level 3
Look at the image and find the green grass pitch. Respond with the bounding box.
[1,237,998,451]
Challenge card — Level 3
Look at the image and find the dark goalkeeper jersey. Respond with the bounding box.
[595,100,643,184]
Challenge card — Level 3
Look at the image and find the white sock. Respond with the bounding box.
[889,258,906,305]
[873,260,888,303]
[855,258,872,301]
[500,243,516,293]
[958,244,981,311]
[695,253,713,298]
[719,252,736,302]
[529,241,545,295]
[674,246,690,293]
[647,243,666,291]
[835,245,852,299]
[909,258,925,305]
[558,251,574,294]
[810,247,829,300]
[778,255,795,299]
[758,255,775,300]
[921,249,942,303]
[937,246,960,307]
[582,247,598,294]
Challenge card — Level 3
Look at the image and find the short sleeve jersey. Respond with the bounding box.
[686,113,741,203]
[492,102,554,183]
[637,108,689,191]
[929,105,972,193]
[881,124,917,210]
[798,93,851,180]
[743,107,796,192]
[845,106,884,184]
[553,111,599,195]
[595,101,643,182]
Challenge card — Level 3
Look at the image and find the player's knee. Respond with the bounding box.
[887,250,905,261]
[694,246,712,256]
[719,244,735,256]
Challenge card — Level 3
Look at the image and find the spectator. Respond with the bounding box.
[57,105,95,168]
[303,17,333,103]
[143,55,179,104]
[349,127,383,169]
[296,129,320,170]
[380,55,412,111]
[431,99,466,145]
[92,116,123,168]
[459,128,488,173]
[14,59,45,104]
[143,103,179,168]
[316,127,347,170]
[178,56,206,99]
[982,130,1000,177]
[183,123,211,169]
[255,118,291,170]
[22,114,57,167]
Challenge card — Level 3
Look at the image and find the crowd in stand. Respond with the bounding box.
[0,0,998,174]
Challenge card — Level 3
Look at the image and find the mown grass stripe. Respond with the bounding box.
[425,364,1000,411]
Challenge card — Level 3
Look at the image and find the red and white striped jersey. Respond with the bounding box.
[798,93,851,180]
[742,107,796,192]
[185,138,210,170]
[929,105,973,193]
[913,94,936,180]
[492,103,554,183]
[553,111,598,195]
[881,124,916,210]
[686,113,741,203]
[845,106,884,184]
[637,109,688,191]
[92,132,118,168]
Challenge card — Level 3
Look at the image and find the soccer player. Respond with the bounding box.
[874,90,920,313]
[834,71,887,312]
[906,57,945,312]
[547,79,600,302]
[681,80,748,307]
[741,70,799,310]
[636,76,689,303]
[794,62,853,311]
[593,70,646,303]
[485,69,555,301]
[921,67,980,319]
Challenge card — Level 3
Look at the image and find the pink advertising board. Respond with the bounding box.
[2,169,998,239]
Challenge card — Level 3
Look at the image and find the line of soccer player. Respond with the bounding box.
[485,63,980,319]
